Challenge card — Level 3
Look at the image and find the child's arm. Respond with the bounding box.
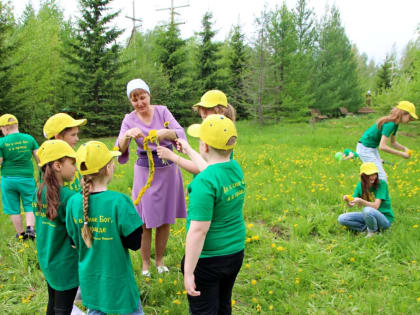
[351,197,382,210]
[0,157,2,165]
[121,226,143,251]
[184,220,211,296]
[156,146,200,174]
[379,135,410,158]
[177,138,208,172]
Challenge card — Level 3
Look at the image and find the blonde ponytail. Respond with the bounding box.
[81,176,93,248]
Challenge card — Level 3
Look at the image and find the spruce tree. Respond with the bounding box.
[0,1,16,115]
[197,11,221,93]
[156,23,194,125]
[228,24,249,120]
[313,6,363,115]
[62,0,128,137]
[376,55,393,91]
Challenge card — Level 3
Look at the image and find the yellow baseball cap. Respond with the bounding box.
[76,141,121,175]
[360,162,379,175]
[187,114,237,150]
[396,101,417,119]
[43,113,87,139]
[194,90,228,108]
[0,114,18,126]
[37,140,76,167]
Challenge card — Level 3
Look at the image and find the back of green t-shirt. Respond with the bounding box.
[66,190,143,314]
[187,160,246,258]
[0,133,39,177]
[33,186,79,290]
[360,122,398,148]
[352,180,394,222]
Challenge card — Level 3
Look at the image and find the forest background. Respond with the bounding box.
[1,0,420,138]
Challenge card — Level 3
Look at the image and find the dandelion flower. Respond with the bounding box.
[251,279,257,285]
[173,299,181,305]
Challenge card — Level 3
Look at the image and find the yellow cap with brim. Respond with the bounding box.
[194,90,228,108]
[187,114,237,150]
[76,141,121,175]
[37,140,76,167]
[397,101,418,119]
[0,114,18,126]
[43,113,87,139]
[360,162,379,175]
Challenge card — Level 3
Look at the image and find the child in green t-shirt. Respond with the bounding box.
[0,114,39,239]
[356,101,417,182]
[338,162,394,237]
[342,148,359,160]
[66,141,144,315]
[178,115,246,314]
[34,139,79,314]
[43,113,87,192]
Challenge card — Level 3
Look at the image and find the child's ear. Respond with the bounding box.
[204,143,209,153]
[52,160,62,172]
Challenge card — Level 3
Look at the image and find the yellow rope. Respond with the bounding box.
[134,130,157,206]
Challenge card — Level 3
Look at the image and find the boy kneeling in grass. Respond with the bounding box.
[178,115,245,315]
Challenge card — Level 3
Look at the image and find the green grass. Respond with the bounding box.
[0,115,419,314]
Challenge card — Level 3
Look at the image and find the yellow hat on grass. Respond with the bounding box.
[187,114,237,150]
[0,114,18,126]
[43,113,87,139]
[37,140,76,167]
[360,162,379,175]
[396,101,417,119]
[76,141,121,175]
[194,90,228,108]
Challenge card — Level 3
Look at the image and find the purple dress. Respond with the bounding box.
[116,105,187,228]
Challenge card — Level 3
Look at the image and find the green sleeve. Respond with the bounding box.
[0,140,4,158]
[59,188,77,223]
[353,182,362,198]
[188,176,215,221]
[65,196,78,244]
[381,122,398,137]
[374,180,388,200]
[31,136,39,150]
[117,194,143,237]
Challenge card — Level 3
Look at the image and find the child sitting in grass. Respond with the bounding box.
[338,162,394,237]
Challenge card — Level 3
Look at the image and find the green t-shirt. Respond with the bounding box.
[63,169,82,192]
[0,133,39,177]
[66,191,143,314]
[353,180,394,223]
[187,159,246,258]
[360,122,399,148]
[344,149,359,158]
[33,186,79,290]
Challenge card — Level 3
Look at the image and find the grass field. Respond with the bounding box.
[0,115,419,314]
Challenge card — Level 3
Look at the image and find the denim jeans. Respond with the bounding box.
[356,142,387,182]
[87,299,144,315]
[338,207,391,233]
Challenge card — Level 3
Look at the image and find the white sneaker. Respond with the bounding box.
[71,305,85,315]
[142,270,151,277]
[157,265,169,274]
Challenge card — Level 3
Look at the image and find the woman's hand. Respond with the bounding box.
[125,128,144,139]
[350,197,364,207]
[156,129,177,142]
[156,146,176,161]
[184,273,200,297]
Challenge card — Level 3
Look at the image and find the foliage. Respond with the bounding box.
[61,0,128,137]
[1,117,419,313]
[376,55,394,91]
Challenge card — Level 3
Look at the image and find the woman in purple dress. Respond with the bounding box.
[116,79,186,276]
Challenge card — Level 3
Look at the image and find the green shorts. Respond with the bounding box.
[1,176,36,215]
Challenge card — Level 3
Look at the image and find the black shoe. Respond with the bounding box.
[25,227,36,240]
[16,232,28,240]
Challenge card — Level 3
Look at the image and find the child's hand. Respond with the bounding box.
[176,138,191,154]
[125,128,144,139]
[350,197,363,207]
[184,273,200,296]
[156,146,175,160]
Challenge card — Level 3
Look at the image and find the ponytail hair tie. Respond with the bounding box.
[84,222,88,225]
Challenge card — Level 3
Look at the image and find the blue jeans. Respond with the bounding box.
[338,207,391,233]
[87,299,144,315]
[356,142,387,182]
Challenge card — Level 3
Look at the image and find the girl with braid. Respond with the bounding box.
[66,141,145,315]
[33,140,79,315]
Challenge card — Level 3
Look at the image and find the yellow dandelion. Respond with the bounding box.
[247,223,254,228]
[251,279,257,285]
[173,280,177,286]
[350,257,355,262]
[145,277,150,283]
[252,297,257,303]
[252,235,259,241]
[158,278,163,284]
[269,304,274,310]
[277,246,285,251]
[293,224,298,227]
[164,310,169,314]
[246,237,251,243]
[183,290,187,295]
[173,299,181,305]
[271,243,276,248]
[295,278,300,284]
[256,304,261,312]
[417,297,420,302]
[245,263,251,269]
[176,291,181,295]
[268,290,273,295]
[413,224,418,228]
[231,299,236,306]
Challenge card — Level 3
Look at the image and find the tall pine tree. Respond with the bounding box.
[227,24,249,120]
[197,12,222,93]
[376,55,393,91]
[62,0,128,137]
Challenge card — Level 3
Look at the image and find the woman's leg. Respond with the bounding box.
[155,224,170,267]
[140,225,152,271]
[46,282,55,315]
[337,212,366,232]
[362,207,391,232]
[53,286,78,315]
